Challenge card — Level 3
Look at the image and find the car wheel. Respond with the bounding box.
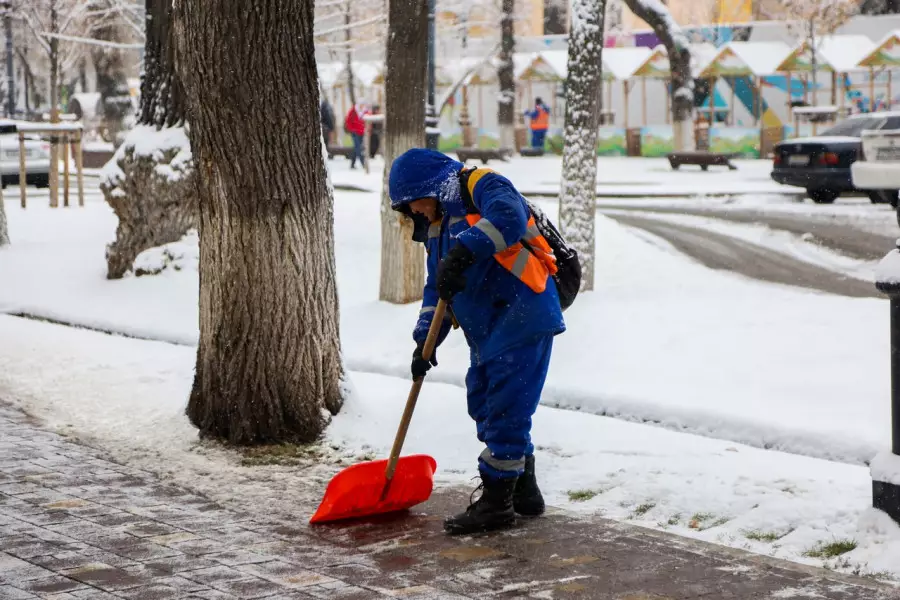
[808,188,839,204]
[868,189,900,207]
[32,175,50,189]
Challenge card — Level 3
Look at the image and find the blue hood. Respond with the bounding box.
[389,148,464,211]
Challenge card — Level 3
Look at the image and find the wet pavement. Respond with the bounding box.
[606,212,880,298]
[2,402,898,599]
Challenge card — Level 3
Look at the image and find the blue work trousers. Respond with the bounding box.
[466,335,553,479]
[531,129,547,149]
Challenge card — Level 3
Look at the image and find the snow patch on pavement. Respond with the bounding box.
[0,312,895,578]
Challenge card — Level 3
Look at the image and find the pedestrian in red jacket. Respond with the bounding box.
[344,102,369,169]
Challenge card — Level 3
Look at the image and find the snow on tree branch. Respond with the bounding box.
[626,0,689,50]
[39,32,143,49]
[314,14,386,38]
[780,0,859,39]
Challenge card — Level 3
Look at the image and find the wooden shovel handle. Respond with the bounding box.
[384,299,447,481]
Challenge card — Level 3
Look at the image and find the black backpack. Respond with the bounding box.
[458,168,582,311]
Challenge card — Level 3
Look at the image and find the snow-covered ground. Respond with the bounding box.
[0,184,890,465]
[330,155,802,198]
[1,311,896,578]
[1,157,899,578]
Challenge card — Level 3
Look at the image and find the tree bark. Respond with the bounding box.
[48,0,60,208]
[560,0,605,292]
[344,1,356,107]
[497,0,516,152]
[379,0,428,304]
[92,27,129,145]
[101,0,195,279]
[861,0,900,13]
[174,0,343,444]
[0,184,8,246]
[101,135,197,279]
[140,0,185,128]
[624,0,694,151]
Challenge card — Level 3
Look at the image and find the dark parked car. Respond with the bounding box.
[771,112,900,204]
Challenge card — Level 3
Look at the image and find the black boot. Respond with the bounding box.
[513,454,545,517]
[444,472,517,535]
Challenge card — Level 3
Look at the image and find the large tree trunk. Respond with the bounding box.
[92,40,129,145]
[174,0,343,444]
[624,0,694,151]
[559,0,605,292]
[497,0,516,152]
[140,0,185,129]
[100,0,196,280]
[379,0,428,304]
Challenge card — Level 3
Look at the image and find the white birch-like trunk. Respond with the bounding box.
[379,0,428,304]
[0,192,8,246]
[559,0,605,291]
[673,115,696,152]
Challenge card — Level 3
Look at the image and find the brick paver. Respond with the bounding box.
[2,401,899,599]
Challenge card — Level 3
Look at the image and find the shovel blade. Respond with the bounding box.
[309,454,437,524]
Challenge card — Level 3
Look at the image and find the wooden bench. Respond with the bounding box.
[327,145,355,160]
[455,147,511,164]
[667,151,738,171]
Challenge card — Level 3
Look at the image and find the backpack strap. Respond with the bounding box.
[458,167,495,214]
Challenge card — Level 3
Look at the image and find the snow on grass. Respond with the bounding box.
[0,312,894,577]
[326,155,805,198]
[1,167,900,575]
[0,189,892,467]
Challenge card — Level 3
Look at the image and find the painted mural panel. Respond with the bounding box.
[596,127,627,156]
[640,125,675,157]
[709,126,760,158]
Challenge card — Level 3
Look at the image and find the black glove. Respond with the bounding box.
[411,342,438,380]
[437,244,477,301]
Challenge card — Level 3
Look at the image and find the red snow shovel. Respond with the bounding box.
[309,300,446,524]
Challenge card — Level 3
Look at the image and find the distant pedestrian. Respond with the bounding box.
[344,101,370,169]
[524,98,550,150]
[369,104,382,159]
[320,97,335,147]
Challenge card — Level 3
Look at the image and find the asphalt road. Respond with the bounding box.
[607,212,882,299]
[599,203,897,261]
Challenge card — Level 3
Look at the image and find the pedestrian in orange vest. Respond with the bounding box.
[524,98,550,150]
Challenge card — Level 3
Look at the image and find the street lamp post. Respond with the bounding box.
[874,242,900,525]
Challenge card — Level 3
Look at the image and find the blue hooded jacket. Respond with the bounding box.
[389,148,565,364]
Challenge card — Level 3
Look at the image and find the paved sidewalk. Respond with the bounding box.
[1,402,899,600]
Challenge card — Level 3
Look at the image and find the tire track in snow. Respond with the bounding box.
[598,203,897,262]
[607,213,881,299]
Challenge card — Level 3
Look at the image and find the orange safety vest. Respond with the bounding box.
[463,169,558,294]
[530,106,549,131]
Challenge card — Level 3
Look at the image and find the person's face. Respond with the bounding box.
[408,198,439,222]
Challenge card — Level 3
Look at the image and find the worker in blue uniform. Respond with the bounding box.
[389,148,565,534]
